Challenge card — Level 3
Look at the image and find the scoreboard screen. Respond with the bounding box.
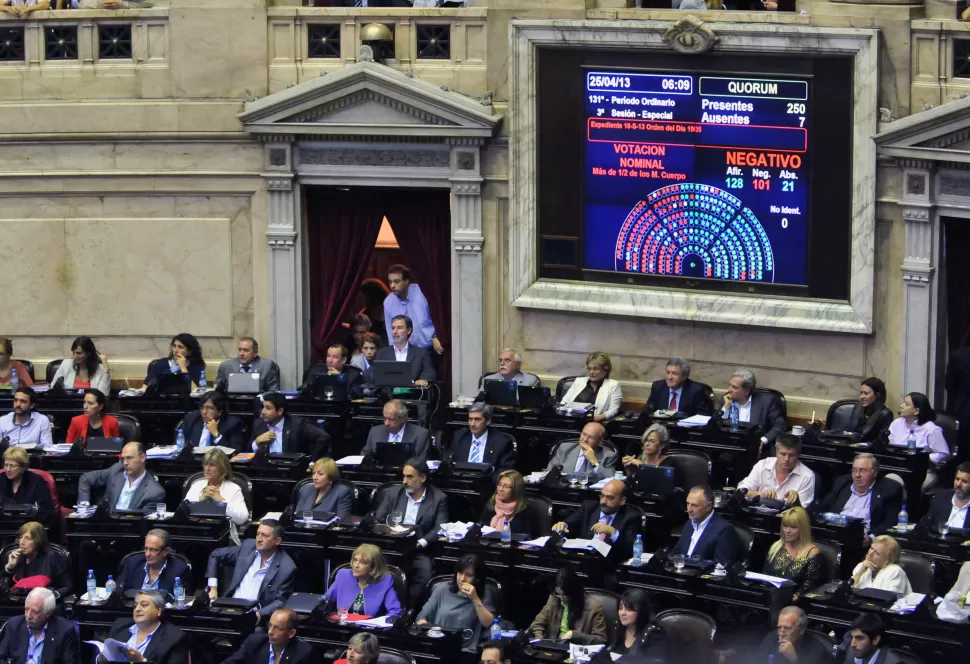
[582,69,811,286]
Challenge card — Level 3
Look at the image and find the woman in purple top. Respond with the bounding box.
[888,391,950,489]
[327,543,401,618]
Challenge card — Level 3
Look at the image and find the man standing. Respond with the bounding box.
[216,337,281,392]
[0,587,80,664]
[645,358,711,416]
[671,486,743,566]
[383,264,444,357]
[374,315,436,386]
[738,434,816,507]
[250,392,332,458]
[361,399,432,459]
[0,387,52,447]
[545,422,618,481]
[756,606,832,664]
[117,529,192,596]
[101,591,189,664]
[220,608,313,664]
[448,403,516,473]
[817,453,903,539]
[77,442,166,511]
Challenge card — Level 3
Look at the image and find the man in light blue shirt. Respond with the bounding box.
[384,264,443,355]
[0,388,53,448]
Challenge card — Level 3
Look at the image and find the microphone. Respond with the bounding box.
[357,511,376,531]
[544,465,563,487]
[50,377,65,391]
[253,443,270,464]
[463,523,482,541]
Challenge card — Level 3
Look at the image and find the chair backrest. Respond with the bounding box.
[377,648,416,664]
[812,538,842,585]
[116,414,141,443]
[28,468,61,512]
[898,550,936,594]
[292,477,359,513]
[118,550,192,576]
[665,449,711,488]
[13,359,35,382]
[655,609,716,661]
[146,358,164,381]
[181,471,254,516]
[586,588,620,645]
[733,523,755,562]
[369,481,401,515]
[755,387,787,420]
[45,359,64,384]
[694,381,716,415]
[556,375,581,401]
[330,562,409,612]
[826,399,858,431]
[886,648,924,664]
[934,412,959,455]
[527,494,553,534]
[803,630,836,659]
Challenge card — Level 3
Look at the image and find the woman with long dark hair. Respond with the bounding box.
[609,589,667,658]
[529,568,607,644]
[416,554,497,649]
[51,336,110,394]
[843,377,893,442]
[889,391,950,488]
[65,388,120,447]
[144,333,206,389]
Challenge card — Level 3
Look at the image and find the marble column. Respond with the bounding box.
[265,168,303,391]
[450,143,485,399]
[900,167,937,396]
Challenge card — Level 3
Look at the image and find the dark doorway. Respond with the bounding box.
[944,217,970,351]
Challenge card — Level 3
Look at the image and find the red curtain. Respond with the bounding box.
[944,217,970,350]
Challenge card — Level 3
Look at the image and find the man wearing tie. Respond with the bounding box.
[448,403,516,473]
[545,422,618,481]
[645,358,711,417]
[551,479,639,559]
[360,399,432,459]
[216,337,281,392]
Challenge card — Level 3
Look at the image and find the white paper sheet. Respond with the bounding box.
[335,455,364,466]
[744,571,793,588]
[520,536,550,548]
[563,538,611,557]
[84,638,130,661]
[677,415,712,427]
[353,615,395,628]
[146,445,178,458]
[192,445,236,456]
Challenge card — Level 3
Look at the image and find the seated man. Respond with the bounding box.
[671,486,743,566]
[546,422,618,481]
[206,520,296,623]
[755,606,831,664]
[0,587,80,664]
[101,591,189,664]
[251,392,331,459]
[448,403,515,473]
[738,433,816,507]
[551,479,639,559]
[182,391,245,452]
[350,332,381,386]
[0,387,53,447]
[717,369,787,452]
[77,442,166,511]
[220,608,313,664]
[361,399,432,459]
[216,337,281,393]
[303,344,364,398]
[374,315,436,387]
[922,461,970,530]
[645,358,712,417]
[480,641,511,664]
[373,458,448,606]
[117,529,192,596]
[841,613,904,664]
[816,453,902,538]
[479,348,540,389]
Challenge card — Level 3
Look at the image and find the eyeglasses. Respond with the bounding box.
[144,547,163,554]
[2,463,21,470]
[777,625,796,634]
[851,468,873,475]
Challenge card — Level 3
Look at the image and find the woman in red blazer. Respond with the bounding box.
[66,388,120,447]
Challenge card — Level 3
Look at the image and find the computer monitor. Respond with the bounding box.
[629,464,677,496]
[311,373,348,402]
[154,372,191,396]
[374,440,416,467]
[518,385,551,410]
[87,437,125,454]
[373,361,414,388]
[227,372,261,395]
[483,379,518,407]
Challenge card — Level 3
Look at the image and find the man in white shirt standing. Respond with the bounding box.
[738,434,816,507]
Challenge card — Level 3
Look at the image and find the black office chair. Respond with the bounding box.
[45,359,64,384]
[378,649,416,664]
[13,359,35,382]
[935,412,959,456]
[813,539,842,584]
[330,562,409,611]
[426,574,503,616]
[369,481,401,516]
[804,630,836,658]
[527,495,553,534]
[694,381,716,416]
[181,471,254,519]
[291,477,359,513]
[665,449,711,489]
[555,375,581,401]
[116,414,141,443]
[118,550,192,584]
[826,399,858,431]
[733,523,755,564]
[655,609,716,663]
[755,387,788,420]
[0,543,71,598]
[886,649,924,664]
[898,551,936,595]
[145,358,164,381]
[583,588,620,644]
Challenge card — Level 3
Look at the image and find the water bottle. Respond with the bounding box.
[632,534,644,566]
[768,655,776,664]
[490,618,502,640]
[897,506,909,529]
[175,428,186,453]
[501,520,511,547]
[199,369,207,390]
[9,367,17,392]
[906,428,917,451]
[105,575,116,597]
[730,402,740,432]
[174,577,185,609]
[86,569,97,599]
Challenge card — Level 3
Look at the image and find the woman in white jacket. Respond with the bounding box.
[851,535,912,595]
[560,351,623,422]
[51,336,111,395]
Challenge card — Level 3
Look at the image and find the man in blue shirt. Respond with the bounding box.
[383,264,444,356]
[0,587,79,664]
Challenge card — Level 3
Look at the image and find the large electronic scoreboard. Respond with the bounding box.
[582,69,811,287]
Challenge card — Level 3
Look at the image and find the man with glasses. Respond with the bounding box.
[77,442,166,512]
[817,453,903,540]
[755,606,831,664]
[551,479,640,559]
[480,640,511,664]
[480,349,540,389]
[117,529,192,596]
[220,608,312,664]
[545,422,618,481]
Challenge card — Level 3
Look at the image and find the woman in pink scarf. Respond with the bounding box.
[478,470,540,537]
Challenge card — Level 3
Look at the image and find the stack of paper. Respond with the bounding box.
[677,415,712,428]
[354,615,395,628]
[336,455,364,466]
[520,536,550,548]
[563,538,611,557]
[146,445,179,458]
[46,444,73,456]
[192,446,236,456]
[744,572,793,588]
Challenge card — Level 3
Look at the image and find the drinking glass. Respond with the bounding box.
[713,491,724,509]
[324,386,334,401]
[941,523,951,539]
[338,606,350,624]
[303,510,314,523]
[672,554,686,572]
[389,510,403,528]
[156,503,166,518]
[568,474,579,488]
[578,473,589,489]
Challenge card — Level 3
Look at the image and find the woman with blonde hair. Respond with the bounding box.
[326,543,401,618]
[762,507,822,599]
[478,470,539,537]
[294,457,353,518]
[185,448,249,532]
[559,351,623,422]
[852,535,912,594]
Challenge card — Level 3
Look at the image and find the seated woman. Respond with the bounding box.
[559,351,622,422]
[144,333,206,390]
[888,392,950,489]
[327,544,402,618]
[0,337,34,388]
[1,521,72,598]
[851,535,912,595]
[182,390,244,452]
[762,506,822,599]
[350,332,381,385]
[842,377,893,442]
[530,568,607,644]
[185,448,249,528]
[610,589,668,659]
[417,554,497,649]
[477,470,539,537]
[51,336,110,394]
[335,633,380,664]
[294,458,353,518]
[622,424,681,484]
[65,388,120,447]
[0,447,53,524]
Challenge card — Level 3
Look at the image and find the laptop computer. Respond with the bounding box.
[87,437,125,454]
[311,373,348,401]
[375,440,415,467]
[517,385,551,410]
[154,372,191,396]
[189,501,228,519]
[629,464,677,495]
[227,371,261,395]
[285,592,325,614]
[483,379,518,407]
[373,361,414,388]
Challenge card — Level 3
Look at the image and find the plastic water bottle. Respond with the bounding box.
[174,577,185,609]
[730,402,740,432]
[906,428,917,451]
[175,428,186,454]
[86,570,97,599]
[897,506,909,529]
[199,370,207,390]
[9,367,17,392]
[501,520,511,547]
[105,575,116,597]
[490,618,502,640]
[632,534,644,566]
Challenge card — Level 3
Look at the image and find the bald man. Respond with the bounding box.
[78,441,166,511]
[546,422,618,481]
[220,608,313,664]
[551,479,639,558]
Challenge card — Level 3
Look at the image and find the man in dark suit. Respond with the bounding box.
[946,345,970,463]
[181,390,245,452]
[816,453,903,538]
[0,587,80,664]
[373,458,448,605]
[671,486,743,566]
[921,462,970,530]
[219,608,313,664]
[77,442,166,511]
[717,369,787,452]
[841,612,907,664]
[645,358,712,417]
[374,315,436,386]
[360,399,432,459]
[448,403,515,474]
[117,529,192,596]
[551,479,640,559]
[251,391,331,459]
[755,606,831,664]
[206,520,297,623]
[545,422,618,481]
[301,344,364,399]
[101,591,188,664]
[216,337,281,393]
